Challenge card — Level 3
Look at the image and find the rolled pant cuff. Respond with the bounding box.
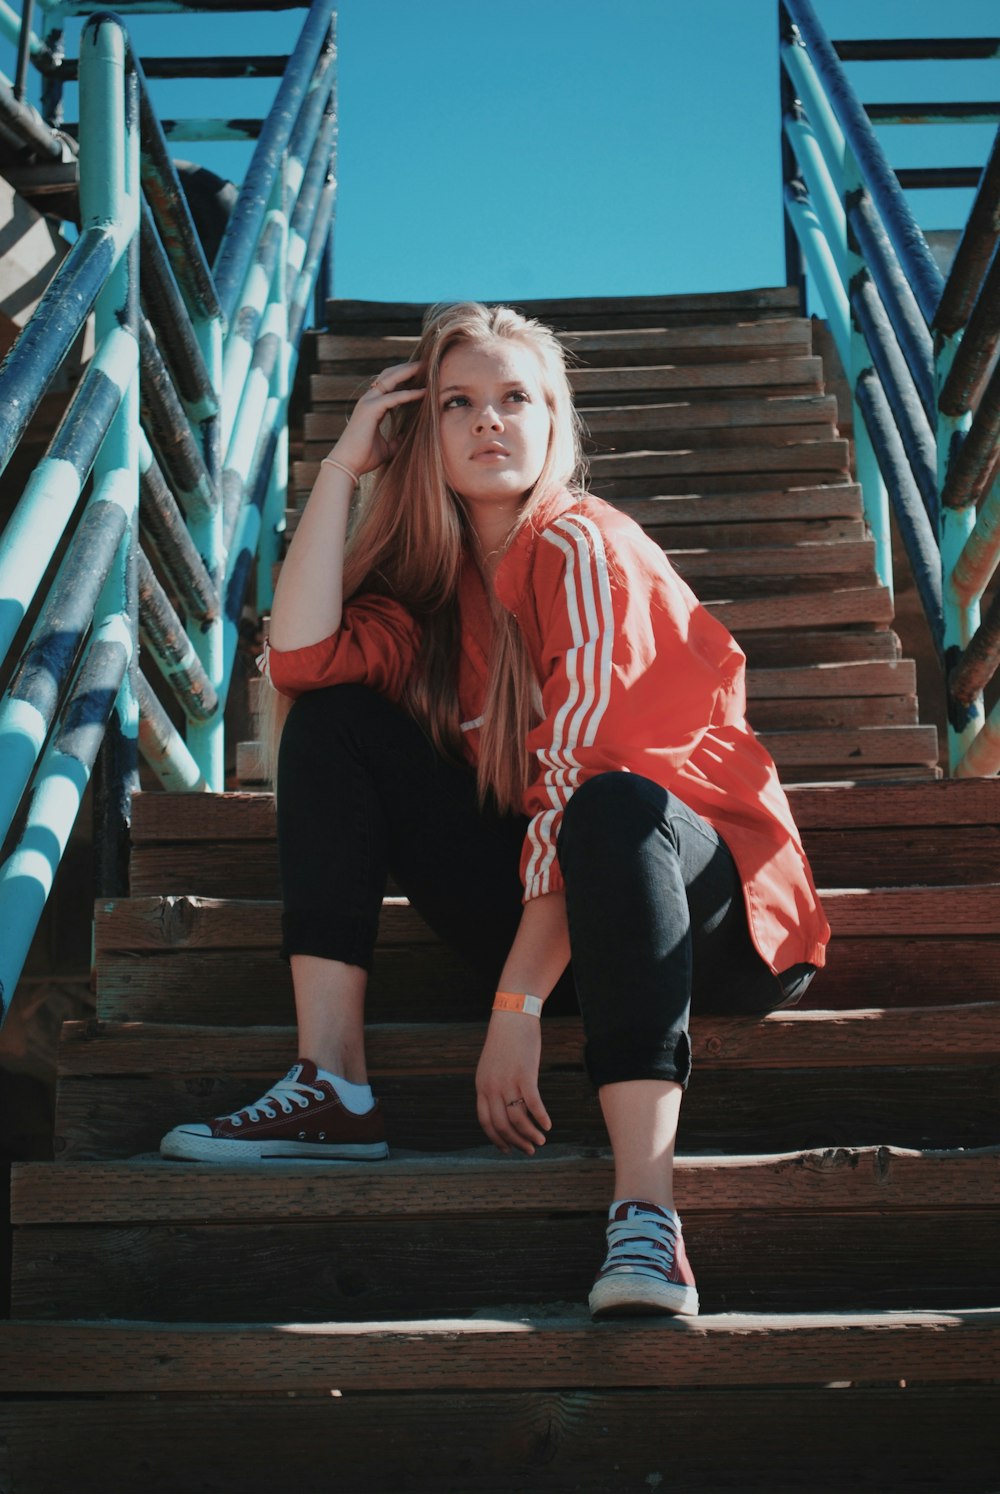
[279,913,378,970]
[585,1027,692,1090]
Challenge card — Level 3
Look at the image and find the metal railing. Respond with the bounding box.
[0,1,337,1017]
[778,0,1000,776]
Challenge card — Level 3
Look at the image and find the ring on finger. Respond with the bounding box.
[506,1097,526,1108]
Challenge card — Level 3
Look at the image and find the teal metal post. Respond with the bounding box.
[0,11,140,1008]
[185,312,225,790]
[87,15,140,892]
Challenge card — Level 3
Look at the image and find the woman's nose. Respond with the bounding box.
[474,403,504,431]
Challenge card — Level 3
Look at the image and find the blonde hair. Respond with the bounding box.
[261,301,586,812]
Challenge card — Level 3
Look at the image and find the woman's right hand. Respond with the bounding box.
[329,361,426,478]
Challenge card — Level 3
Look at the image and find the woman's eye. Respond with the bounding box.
[506,390,529,403]
[442,395,469,410]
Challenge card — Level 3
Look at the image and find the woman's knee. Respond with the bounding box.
[559,772,668,859]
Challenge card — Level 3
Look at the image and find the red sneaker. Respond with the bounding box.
[160,1060,388,1162]
[588,1200,699,1318]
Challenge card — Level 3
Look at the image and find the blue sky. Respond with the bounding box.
[8,0,1000,302]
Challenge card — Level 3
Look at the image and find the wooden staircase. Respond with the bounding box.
[4,290,1000,1492]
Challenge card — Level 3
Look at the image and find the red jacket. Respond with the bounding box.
[266,488,829,974]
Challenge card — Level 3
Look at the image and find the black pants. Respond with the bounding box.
[277,684,813,1088]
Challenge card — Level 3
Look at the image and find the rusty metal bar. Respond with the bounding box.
[939,246,1000,418]
[949,588,1000,707]
[139,318,216,520]
[941,356,1000,511]
[139,201,216,420]
[935,128,1000,339]
[138,436,218,624]
[134,51,220,325]
[137,550,219,722]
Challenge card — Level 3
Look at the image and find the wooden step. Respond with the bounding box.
[306,393,839,442]
[308,354,825,410]
[6,1379,997,1494]
[17,1143,1000,1222]
[7,1308,998,1392]
[5,1381,998,1493]
[12,1144,1000,1321]
[51,1003,1000,1159]
[103,885,1000,953]
[95,932,998,1025]
[246,657,913,723]
[312,318,815,374]
[322,285,803,334]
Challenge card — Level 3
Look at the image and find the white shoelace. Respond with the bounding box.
[226,1070,325,1127]
[603,1215,678,1275]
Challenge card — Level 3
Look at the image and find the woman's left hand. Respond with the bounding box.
[475,1011,552,1156]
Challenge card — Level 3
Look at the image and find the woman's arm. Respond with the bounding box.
[475,890,570,1156]
[270,362,425,651]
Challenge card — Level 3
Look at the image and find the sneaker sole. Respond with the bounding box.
[589,1274,700,1319]
[160,1133,389,1163]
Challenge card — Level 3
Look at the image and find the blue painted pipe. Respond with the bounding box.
[784,0,944,327]
[846,192,936,424]
[0,225,121,473]
[855,369,944,657]
[214,0,336,324]
[849,272,939,528]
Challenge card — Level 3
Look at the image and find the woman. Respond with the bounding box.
[161,302,830,1319]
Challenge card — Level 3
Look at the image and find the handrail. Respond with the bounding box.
[0,2,338,1019]
[778,0,1000,777]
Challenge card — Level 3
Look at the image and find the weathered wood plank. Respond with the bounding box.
[15,1145,1000,1225]
[314,319,813,367]
[8,1386,997,1494]
[709,586,893,631]
[748,695,917,730]
[610,484,863,523]
[757,725,938,767]
[52,1066,1000,1159]
[130,812,1000,900]
[95,878,1000,950]
[5,1309,999,1392]
[309,356,826,407]
[95,937,1000,1025]
[739,627,900,666]
[305,419,839,458]
[13,1206,1000,1321]
[669,540,875,579]
[95,884,1000,955]
[55,1004,1000,1078]
[324,283,801,325]
[749,659,916,698]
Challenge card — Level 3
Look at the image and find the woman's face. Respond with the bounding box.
[436,338,552,508]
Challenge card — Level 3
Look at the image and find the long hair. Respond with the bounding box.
[261,301,586,811]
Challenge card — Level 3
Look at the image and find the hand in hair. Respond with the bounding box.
[328,361,425,479]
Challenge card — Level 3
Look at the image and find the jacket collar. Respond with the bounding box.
[493,485,580,613]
